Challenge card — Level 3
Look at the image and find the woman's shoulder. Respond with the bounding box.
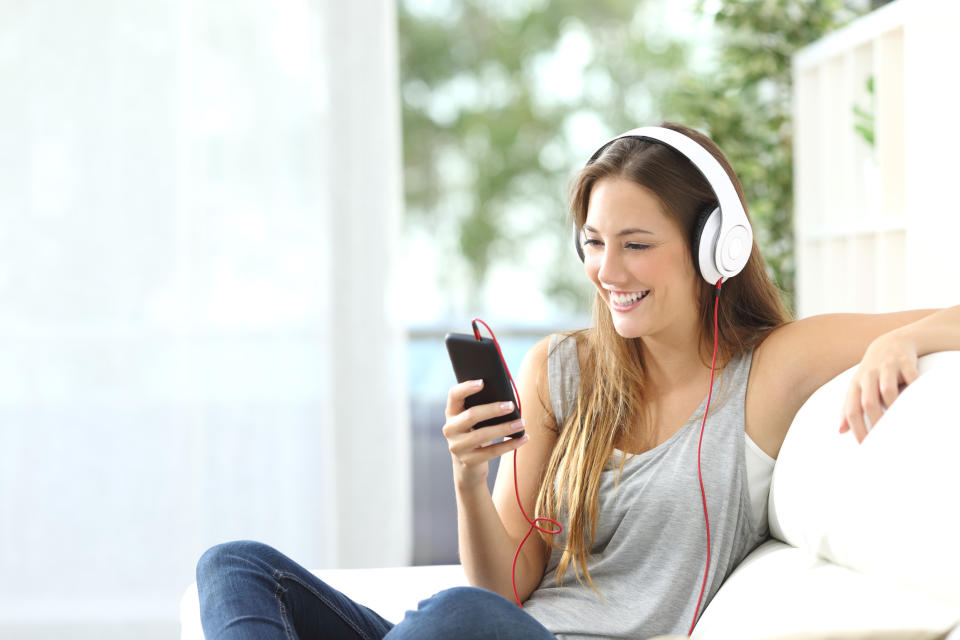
[522,330,586,384]
[545,328,591,366]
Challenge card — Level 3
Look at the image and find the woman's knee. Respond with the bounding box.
[391,586,551,639]
[422,586,510,611]
[196,539,279,584]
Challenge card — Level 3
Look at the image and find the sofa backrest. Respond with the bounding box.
[768,350,960,606]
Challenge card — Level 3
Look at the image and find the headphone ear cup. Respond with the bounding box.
[693,206,724,285]
[691,206,711,264]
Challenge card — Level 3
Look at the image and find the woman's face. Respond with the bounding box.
[581,176,700,340]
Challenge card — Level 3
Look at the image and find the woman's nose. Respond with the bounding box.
[597,247,625,285]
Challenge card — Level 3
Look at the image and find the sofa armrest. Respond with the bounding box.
[768,350,960,604]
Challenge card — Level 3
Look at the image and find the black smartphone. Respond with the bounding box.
[444,332,524,437]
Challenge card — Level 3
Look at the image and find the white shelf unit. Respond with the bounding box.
[792,0,960,318]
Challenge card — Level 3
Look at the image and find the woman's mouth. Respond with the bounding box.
[608,290,650,312]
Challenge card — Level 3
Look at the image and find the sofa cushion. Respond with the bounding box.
[768,351,960,605]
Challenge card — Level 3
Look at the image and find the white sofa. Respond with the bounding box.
[181,351,960,639]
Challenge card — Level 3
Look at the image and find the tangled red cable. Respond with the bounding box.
[470,319,562,608]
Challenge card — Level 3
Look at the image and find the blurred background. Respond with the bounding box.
[8,0,960,637]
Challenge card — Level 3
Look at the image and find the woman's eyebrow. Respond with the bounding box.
[582,224,654,236]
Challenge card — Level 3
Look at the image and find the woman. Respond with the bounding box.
[196,122,960,639]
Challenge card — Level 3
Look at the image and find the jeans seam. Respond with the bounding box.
[272,578,297,640]
[272,569,377,640]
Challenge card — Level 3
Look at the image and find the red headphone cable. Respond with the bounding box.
[471,319,563,608]
[473,279,720,623]
[687,279,723,635]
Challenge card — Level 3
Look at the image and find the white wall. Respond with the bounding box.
[0,0,409,636]
[792,0,960,317]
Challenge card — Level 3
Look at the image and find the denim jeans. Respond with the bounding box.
[196,540,558,640]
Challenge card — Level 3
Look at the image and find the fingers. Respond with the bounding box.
[877,364,901,411]
[447,415,524,455]
[442,399,517,439]
[451,423,529,467]
[442,386,527,487]
[841,374,881,444]
[838,336,921,444]
[859,369,884,439]
[444,412,527,490]
[901,359,920,386]
[445,379,484,419]
[841,359,920,443]
[841,379,869,444]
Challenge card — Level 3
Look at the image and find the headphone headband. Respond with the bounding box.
[583,126,753,283]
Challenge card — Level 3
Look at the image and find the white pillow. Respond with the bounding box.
[769,350,960,605]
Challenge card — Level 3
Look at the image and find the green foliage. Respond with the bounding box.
[853,75,875,147]
[398,0,866,316]
[398,0,683,312]
[670,0,865,312]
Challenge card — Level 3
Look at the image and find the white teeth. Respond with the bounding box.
[609,290,649,306]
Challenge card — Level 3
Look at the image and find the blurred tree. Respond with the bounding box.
[663,0,865,311]
[398,0,865,317]
[398,0,690,315]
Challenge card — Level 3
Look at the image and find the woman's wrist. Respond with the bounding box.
[883,323,919,352]
[454,473,493,498]
[890,305,960,356]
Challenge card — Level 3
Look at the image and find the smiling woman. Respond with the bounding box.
[579,179,700,337]
[526,125,791,634]
[193,120,960,639]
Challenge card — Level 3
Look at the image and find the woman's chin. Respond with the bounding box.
[611,315,646,339]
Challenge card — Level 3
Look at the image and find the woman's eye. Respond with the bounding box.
[626,243,650,251]
[582,238,602,247]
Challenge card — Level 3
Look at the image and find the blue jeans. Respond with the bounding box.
[196,540,558,640]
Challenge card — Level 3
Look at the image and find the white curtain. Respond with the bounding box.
[0,0,409,636]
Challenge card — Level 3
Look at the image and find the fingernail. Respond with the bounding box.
[472,379,483,388]
[500,401,514,411]
[510,419,525,431]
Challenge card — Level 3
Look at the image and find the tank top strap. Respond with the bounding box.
[547,333,581,428]
[709,346,755,420]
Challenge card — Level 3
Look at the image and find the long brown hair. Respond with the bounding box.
[535,122,791,590]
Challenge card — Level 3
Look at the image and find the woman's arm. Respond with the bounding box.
[839,304,960,442]
[446,336,557,602]
[749,306,956,457]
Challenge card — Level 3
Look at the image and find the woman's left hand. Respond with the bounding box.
[839,330,920,443]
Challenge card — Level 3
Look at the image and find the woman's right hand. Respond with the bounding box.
[442,379,528,491]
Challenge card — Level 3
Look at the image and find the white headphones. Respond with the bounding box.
[575,126,753,284]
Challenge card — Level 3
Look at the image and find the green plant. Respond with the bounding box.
[398,0,690,312]
[853,75,876,147]
[664,0,866,313]
[398,0,867,316]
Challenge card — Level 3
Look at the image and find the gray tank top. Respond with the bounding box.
[522,334,767,639]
